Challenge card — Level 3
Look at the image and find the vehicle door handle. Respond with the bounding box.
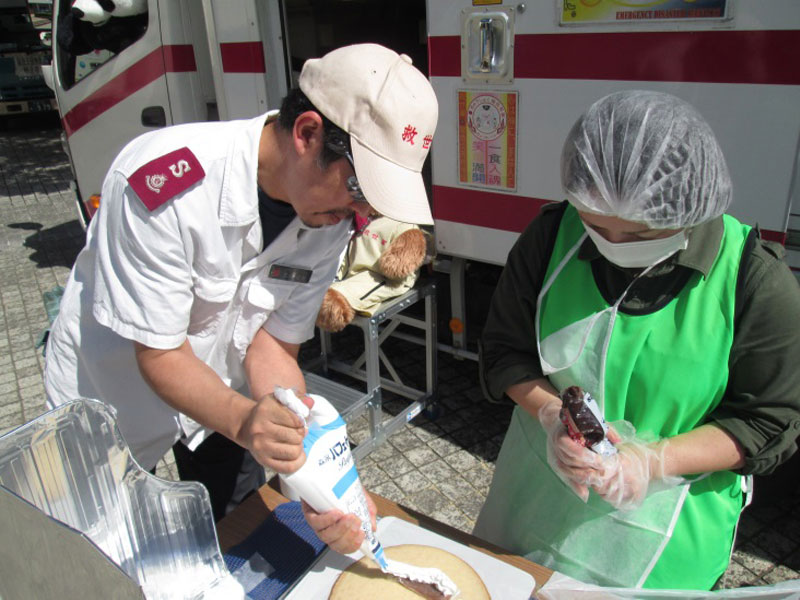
[462,7,515,83]
[479,18,494,72]
[141,106,166,127]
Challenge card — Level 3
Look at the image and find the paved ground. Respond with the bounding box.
[1,115,799,590]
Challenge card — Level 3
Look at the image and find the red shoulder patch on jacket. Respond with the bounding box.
[128,147,206,211]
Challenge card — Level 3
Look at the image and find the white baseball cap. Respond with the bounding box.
[299,44,438,225]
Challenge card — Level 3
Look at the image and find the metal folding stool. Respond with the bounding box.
[306,279,437,460]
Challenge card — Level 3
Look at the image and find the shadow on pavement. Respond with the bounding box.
[0,112,61,132]
[0,115,74,196]
[8,220,85,269]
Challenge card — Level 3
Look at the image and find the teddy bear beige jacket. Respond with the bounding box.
[330,216,424,316]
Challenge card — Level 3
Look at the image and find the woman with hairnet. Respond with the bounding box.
[474,90,800,590]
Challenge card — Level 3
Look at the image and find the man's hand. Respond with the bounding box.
[301,493,378,554]
[238,393,313,473]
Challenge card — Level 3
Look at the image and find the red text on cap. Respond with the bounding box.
[401,125,418,145]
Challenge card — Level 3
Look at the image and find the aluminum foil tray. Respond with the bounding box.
[0,399,242,599]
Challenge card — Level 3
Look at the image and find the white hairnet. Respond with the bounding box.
[561,90,732,229]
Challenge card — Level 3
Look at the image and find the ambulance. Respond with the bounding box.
[0,0,56,117]
[46,0,800,351]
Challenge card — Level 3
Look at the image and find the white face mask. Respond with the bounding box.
[582,224,688,268]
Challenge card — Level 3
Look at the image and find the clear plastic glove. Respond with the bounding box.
[591,437,683,510]
[540,401,608,502]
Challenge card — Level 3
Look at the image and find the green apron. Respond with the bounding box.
[474,206,750,589]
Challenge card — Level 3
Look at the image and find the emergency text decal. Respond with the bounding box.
[560,0,730,25]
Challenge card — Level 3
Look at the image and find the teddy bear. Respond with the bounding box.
[316,215,431,332]
[59,0,148,55]
[71,0,147,26]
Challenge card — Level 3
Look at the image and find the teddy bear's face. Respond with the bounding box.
[72,0,112,25]
[72,0,148,25]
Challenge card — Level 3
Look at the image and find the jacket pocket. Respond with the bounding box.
[188,277,237,337]
[231,280,295,357]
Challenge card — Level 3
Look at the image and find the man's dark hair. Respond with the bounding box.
[278,88,350,169]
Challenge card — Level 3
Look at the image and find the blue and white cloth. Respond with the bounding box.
[224,501,326,599]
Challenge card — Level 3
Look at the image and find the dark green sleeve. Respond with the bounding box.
[480,202,565,401]
[711,238,800,475]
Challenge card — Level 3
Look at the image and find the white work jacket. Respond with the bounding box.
[44,111,350,470]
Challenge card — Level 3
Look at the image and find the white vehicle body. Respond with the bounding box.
[429,0,800,346]
[50,0,800,346]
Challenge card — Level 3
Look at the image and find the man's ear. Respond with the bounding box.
[292,111,325,158]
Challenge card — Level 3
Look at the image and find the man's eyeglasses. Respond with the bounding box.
[325,140,368,204]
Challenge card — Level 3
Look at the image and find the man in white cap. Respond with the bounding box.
[44,43,438,546]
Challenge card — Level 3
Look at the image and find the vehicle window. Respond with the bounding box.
[54,0,148,89]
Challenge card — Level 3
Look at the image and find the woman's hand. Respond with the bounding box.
[591,437,686,510]
[540,401,608,501]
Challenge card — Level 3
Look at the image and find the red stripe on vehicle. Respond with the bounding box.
[433,185,551,233]
[220,42,266,73]
[163,43,197,72]
[428,35,461,79]
[61,44,196,137]
[434,185,787,243]
[429,30,800,85]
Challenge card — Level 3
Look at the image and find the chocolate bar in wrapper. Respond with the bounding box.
[559,386,617,456]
